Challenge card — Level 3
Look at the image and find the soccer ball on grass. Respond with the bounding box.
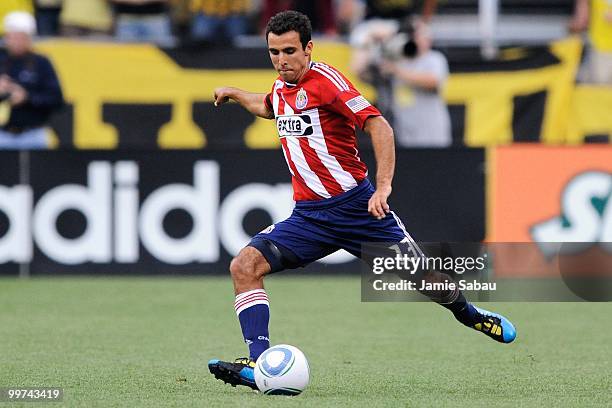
[254,344,310,396]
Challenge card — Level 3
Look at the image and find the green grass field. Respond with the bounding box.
[1,276,611,407]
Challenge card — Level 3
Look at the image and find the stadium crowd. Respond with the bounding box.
[0,1,442,42]
[0,0,609,149]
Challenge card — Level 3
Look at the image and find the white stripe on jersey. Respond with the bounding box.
[281,93,294,114]
[303,108,358,191]
[281,142,296,177]
[274,81,297,177]
[285,136,331,198]
[311,67,349,91]
[315,63,350,91]
[271,80,283,115]
[278,94,330,197]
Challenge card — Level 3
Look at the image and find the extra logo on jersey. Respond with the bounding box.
[276,114,313,138]
[295,88,308,110]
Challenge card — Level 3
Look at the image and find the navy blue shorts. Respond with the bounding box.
[248,179,412,272]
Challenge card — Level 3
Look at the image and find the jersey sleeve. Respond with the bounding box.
[318,76,381,129]
[264,92,273,112]
[329,89,381,129]
[264,80,279,114]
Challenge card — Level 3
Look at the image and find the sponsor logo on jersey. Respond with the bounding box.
[276,114,314,138]
[295,88,308,110]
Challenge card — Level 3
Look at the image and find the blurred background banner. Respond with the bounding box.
[0,149,484,276]
[0,1,610,277]
[32,38,593,149]
[489,144,612,277]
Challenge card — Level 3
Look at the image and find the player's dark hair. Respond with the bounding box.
[265,10,312,50]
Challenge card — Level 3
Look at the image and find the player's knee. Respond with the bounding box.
[229,256,248,281]
[229,253,260,284]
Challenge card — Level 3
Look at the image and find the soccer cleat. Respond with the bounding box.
[472,306,517,343]
[208,357,258,390]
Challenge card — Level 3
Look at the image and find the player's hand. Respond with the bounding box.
[368,185,392,220]
[213,87,233,107]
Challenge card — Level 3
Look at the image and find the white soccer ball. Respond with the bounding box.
[254,344,310,396]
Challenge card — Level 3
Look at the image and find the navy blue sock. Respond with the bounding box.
[439,291,480,327]
[235,289,270,361]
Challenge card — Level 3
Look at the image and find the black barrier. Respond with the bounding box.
[0,152,20,276]
[0,149,484,275]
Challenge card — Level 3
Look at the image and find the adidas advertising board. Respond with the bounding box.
[0,150,484,275]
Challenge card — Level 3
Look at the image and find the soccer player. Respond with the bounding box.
[208,11,516,390]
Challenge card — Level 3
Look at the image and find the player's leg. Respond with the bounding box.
[387,224,517,344]
[209,215,337,389]
[415,256,516,343]
[230,246,272,360]
[319,179,516,343]
[208,245,273,390]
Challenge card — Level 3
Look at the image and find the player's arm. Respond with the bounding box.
[364,115,395,220]
[213,87,274,119]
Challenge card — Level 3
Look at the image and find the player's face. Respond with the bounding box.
[267,31,313,84]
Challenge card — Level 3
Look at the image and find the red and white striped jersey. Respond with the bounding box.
[264,61,381,201]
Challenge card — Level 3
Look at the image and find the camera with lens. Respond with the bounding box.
[381,32,418,60]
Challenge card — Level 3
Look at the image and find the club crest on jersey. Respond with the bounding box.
[295,87,308,110]
[276,114,313,138]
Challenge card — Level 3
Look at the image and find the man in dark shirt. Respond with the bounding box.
[0,11,64,149]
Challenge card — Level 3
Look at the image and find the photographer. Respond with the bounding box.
[380,22,451,148]
[0,11,64,149]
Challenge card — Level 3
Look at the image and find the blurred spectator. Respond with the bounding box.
[35,0,62,37]
[189,0,251,43]
[340,0,436,31]
[570,0,612,84]
[261,1,336,35]
[60,0,112,36]
[349,0,437,123]
[379,22,451,147]
[0,12,64,149]
[363,0,436,22]
[0,1,34,35]
[169,0,192,40]
[110,0,173,46]
[350,19,397,121]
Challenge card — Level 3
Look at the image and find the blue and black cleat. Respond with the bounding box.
[208,357,258,390]
[472,306,517,343]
